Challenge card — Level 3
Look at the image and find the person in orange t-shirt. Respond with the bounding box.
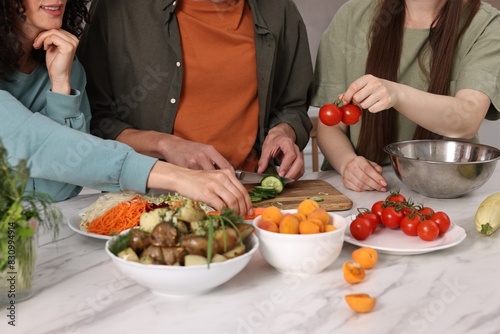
[78,0,313,180]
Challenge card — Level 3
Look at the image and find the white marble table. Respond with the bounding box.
[2,165,500,334]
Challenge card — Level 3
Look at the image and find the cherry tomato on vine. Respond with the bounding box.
[386,191,406,203]
[400,204,414,217]
[357,211,380,232]
[418,206,435,219]
[319,103,343,126]
[430,211,451,234]
[371,200,385,220]
[400,214,421,236]
[341,103,362,125]
[417,220,440,241]
[349,217,373,241]
[381,206,404,229]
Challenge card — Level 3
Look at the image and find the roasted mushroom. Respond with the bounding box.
[129,228,150,253]
[150,221,177,247]
[140,245,165,264]
[235,223,255,240]
[161,247,186,266]
[181,235,219,258]
[172,220,188,235]
[213,227,240,253]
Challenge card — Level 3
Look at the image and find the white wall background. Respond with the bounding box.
[296,0,500,172]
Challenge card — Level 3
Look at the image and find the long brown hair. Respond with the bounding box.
[357,0,480,163]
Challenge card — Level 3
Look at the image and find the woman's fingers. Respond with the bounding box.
[33,29,78,51]
[342,156,387,192]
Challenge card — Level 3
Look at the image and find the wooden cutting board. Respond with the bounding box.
[245,179,352,211]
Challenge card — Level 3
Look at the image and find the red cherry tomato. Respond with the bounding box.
[349,217,373,241]
[417,220,440,241]
[371,200,385,220]
[357,211,380,233]
[341,103,362,125]
[386,191,406,203]
[381,206,404,229]
[356,211,380,233]
[418,206,435,219]
[400,214,421,236]
[319,103,343,126]
[400,204,414,217]
[430,211,451,234]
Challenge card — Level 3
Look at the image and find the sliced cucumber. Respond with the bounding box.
[260,175,284,194]
[308,196,324,202]
[254,186,276,192]
[250,195,263,203]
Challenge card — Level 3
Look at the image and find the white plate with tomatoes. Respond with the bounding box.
[343,215,466,255]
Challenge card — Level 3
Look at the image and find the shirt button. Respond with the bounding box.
[173,1,177,5]
[176,61,181,67]
[170,98,176,104]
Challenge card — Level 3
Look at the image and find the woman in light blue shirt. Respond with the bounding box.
[0,0,251,214]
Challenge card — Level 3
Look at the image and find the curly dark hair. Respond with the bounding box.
[0,0,90,80]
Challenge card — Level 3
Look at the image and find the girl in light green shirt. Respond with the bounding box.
[313,0,500,192]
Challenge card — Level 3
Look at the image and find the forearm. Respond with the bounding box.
[116,128,173,160]
[393,85,489,138]
[146,161,178,190]
[317,122,357,175]
[50,79,71,95]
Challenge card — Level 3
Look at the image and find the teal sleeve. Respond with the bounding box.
[0,90,157,201]
[43,59,92,131]
[45,89,90,131]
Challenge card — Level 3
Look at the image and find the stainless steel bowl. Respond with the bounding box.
[384,140,500,198]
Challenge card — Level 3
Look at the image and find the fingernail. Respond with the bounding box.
[380,180,387,186]
[381,187,387,192]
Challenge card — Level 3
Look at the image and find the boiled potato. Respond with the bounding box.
[117,247,139,262]
[212,254,228,263]
[184,254,208,266]
[223,243,245,259]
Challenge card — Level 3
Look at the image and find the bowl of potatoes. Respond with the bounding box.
[105,199,258,297]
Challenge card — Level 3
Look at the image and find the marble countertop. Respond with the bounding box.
[2,166,500,334]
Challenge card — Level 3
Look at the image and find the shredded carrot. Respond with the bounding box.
[206,211,221,216]
[86,196,149,236]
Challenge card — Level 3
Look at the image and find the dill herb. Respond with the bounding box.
[0,140,62,272]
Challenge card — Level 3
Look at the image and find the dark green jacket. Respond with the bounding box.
[78,0,313,152]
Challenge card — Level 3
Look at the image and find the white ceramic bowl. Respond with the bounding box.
[253,210,347,275]
[105,232,259,297]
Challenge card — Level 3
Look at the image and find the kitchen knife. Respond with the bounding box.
[235,170,294,184]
